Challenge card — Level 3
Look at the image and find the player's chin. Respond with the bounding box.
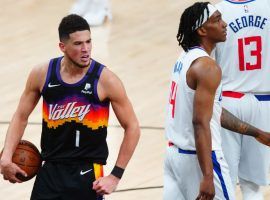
[219,35,227,42]
[78,61,90,68]
[221,37,226,42]
[222,32,227,41]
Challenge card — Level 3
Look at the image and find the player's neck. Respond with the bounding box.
[59,58,91,84]
[200,40,216,55]
[61,57,91,75]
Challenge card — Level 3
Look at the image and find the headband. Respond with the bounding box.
[193,4,218,31]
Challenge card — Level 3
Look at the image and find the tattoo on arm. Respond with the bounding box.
[221,108,260,138]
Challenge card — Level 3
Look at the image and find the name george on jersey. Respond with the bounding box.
[229,15,267,33]
[48,102,91,121]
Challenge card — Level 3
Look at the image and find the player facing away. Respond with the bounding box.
[164,2,270,200]
[214,0,270,199]
[0,14,140,200]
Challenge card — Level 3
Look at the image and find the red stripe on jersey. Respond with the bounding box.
[222,91,245,98]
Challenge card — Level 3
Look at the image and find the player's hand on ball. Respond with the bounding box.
[0,160,27,183]
[255,131,270,147]
[0,140,41,183]
[92,174,120,195]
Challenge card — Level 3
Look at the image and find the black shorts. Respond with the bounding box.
[31,161,104,200]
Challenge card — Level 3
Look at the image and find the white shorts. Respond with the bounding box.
[221,92,270,186]
[164,145,234,200]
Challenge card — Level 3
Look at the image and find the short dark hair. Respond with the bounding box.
[58,14,90,42]
[176,2,210,52]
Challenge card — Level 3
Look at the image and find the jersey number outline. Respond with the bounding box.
[238,36,262,71]
[169,81,178,118]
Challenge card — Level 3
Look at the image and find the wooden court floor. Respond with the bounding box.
[0,0,269,199]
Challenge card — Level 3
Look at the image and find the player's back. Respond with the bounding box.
[215,0,270,93]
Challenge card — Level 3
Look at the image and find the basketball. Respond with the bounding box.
[8,140,41,182]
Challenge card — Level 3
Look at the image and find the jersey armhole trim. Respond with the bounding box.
[184,56,209,93]
[41,59,54,95]
[94,65,109,105]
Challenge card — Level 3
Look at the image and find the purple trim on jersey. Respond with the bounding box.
[56,57,96,87]
[88,59,96,74]
[94,65,105,102]
[225,0,256,4]
[96,195,104,200]
[97,65,104,77]
[41,59,54,95]
[212,152,230,200]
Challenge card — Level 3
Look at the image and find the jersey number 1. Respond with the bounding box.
[75,130,80,147]
[238,36,262,71]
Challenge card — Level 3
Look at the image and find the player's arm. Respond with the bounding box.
[93,68,140,195]
[0,64,46,183]
[189,57,221,200]
[221,108,270,146]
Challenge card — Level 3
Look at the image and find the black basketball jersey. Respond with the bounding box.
[41,57,109,164]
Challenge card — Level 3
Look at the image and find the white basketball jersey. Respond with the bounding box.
[165,47,222,151]
[215,0,270,93]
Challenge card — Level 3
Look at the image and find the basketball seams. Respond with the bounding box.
[13,149,42,167]
[18,140,40,155]
[16,146,41,157]
[0,140,41,181]
[16,163,40,168]
[12,140,42,181]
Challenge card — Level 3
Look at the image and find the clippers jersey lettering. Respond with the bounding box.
[215,0,270,93]
[165,48,222,151]
[41,57,109,164]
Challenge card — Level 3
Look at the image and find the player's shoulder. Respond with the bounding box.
[186,47,209,61]
[193,57,221,85]
[193,56,217,69]
[190,56,221,80]
[98,66,127,101]
[186,47,216,68]
[26,61,50,91]
[99,66,123,88]
[31,61,50,78]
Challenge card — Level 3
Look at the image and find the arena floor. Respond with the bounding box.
[0,0,269,199]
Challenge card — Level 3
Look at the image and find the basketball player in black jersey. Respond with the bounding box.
[0,14,140,199]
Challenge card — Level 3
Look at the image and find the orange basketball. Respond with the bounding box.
[12,140,42,181]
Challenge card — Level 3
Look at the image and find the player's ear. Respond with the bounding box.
[197,27,207,37]
[59,42,66,52]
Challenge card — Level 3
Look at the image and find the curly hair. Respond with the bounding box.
[176,2,210,52]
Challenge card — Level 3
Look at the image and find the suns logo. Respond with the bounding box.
[81,83,92,95]
[84,83,91,90]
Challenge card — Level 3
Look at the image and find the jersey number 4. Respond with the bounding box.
[169,81,178,118]
[238,36,262,71]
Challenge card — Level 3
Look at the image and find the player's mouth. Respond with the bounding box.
[81,55,90,62]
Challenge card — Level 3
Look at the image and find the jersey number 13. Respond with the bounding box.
[238,36,262,71]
